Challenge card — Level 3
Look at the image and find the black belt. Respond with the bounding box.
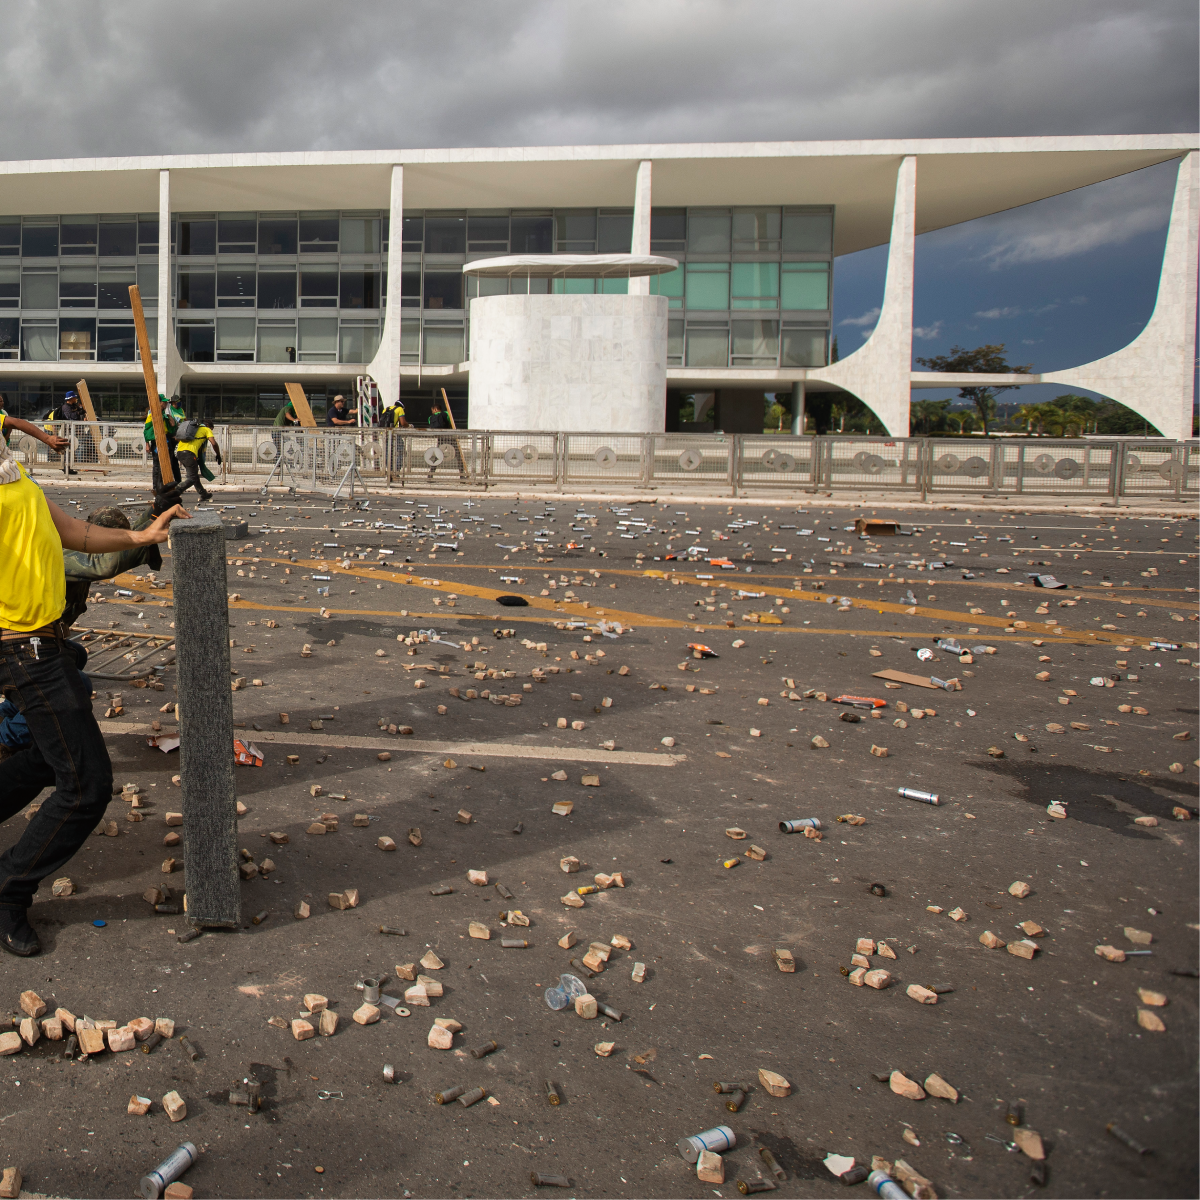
[1,620,69,643]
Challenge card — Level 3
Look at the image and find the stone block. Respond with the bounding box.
[162,1090,187,1122]
[353,1004,380,1025]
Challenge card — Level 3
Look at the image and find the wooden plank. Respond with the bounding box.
[439,388,457,430]
[871,669,943,690]
[128,285,174,486]
[284,382,317,428]
[74,378,108,465]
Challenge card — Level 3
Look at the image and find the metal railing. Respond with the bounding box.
[19,424,1200,501]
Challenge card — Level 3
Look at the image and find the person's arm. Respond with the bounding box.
[332,415,355,425]
[4,416,68,455]
[207,433,223,465]
[399,414,411,428]
[46,501,189,553]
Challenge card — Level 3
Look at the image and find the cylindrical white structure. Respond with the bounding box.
[468,293,669,432]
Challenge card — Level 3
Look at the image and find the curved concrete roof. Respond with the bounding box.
[463,253,678,278]
[0,135,1192,256]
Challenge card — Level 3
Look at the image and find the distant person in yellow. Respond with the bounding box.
[171,417,222,503]
[0,412,186,957]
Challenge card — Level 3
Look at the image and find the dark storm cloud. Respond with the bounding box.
[0,0,1193,161]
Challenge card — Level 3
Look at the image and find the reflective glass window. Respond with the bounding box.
[401,216,423,250]
[781,326,827,367]
[60,266,97,308]
[60,218,98,256]
[597,211,633,254]
[136,264,158,301]
[0,317,18,357]
[685,263,729,311]
[99,221,136,257]
[257,322,297,362]
[510,216,553,254]
[0,266,17,308]
[667,318,684,363]
[782,211,833,254]
[258,271,297,310]
[650,266,683,308]
[400,318,420,361]
[423,217,464,255]
[59,317,96,361]
[731,318,779,365]
[179,218,216,256]
[685,324,728,367]
[217,215,256,253]
[98,321,135,362]
[0,225,19,257]
[340,270,381,309]
[555,210,596,252]
[466,276,507,299]
[22,322,57,360]
[599,277,628,294]
[688,211,730,254]
[258,218,298,255]
[300,266,338,307]
[340,217,381,254]
[401,269,421,306]
[22,225,58,257]
[732,208,780,251]
[552,278,594,294]
[781,262,829,310]
[177,270,215,310]
[216,317,255,359]
[423,271,462,310]
[339,322,380,363]
[299,215,339,252]
[423,323,464,365]
[138,218,159,254]
[217,269,256,308]
[297,317,337,362]
[650,209,686,251]
[731,262,779,309]
[21,270,57,309]
[468,215,508,251]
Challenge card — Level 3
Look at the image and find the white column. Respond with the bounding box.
[366,164,403,407]
[789,380,806,435]
[806,156,916,436]
[628,160,652,295]
[156,169,171,395]
[1042,151,1198,441]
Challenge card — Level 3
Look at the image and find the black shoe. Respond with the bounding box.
[0,909,40,957]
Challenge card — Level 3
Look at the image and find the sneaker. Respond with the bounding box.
[0,908,40,957]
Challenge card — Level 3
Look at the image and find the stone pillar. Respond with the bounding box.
[628,160,652,295]
[790,381,806,435]
[156,170,171,396]
[366,164,404,408]
[170,511,239,928]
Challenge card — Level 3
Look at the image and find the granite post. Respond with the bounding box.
[171,510,239,928]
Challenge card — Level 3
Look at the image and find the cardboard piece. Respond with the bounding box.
[872,669,943,690]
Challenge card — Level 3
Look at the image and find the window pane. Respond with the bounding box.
[423,271,462,310]
[21,270,57,309]
[258,271,297,310]
[650,209,686,250]
[300,266,338,306]
[732,208,780,249]
[59,317,96,360]
[688,211,730,253]
[650,266,683,307]
[258,218,297,255]
[555,210,596,251]
[781,327,827,367]
[400,318,420,360]
[597,211,632,254]
[99,222,136,257]
[177,324,214,362]
[685,263,729,310]
[217,269,256,307]
[781,263,829,310]
[401,216,424,249]
[216,317,255,356]
[423,324,464,365]
[400,268,421,306]
[97,267,134,307]
[135,263,158,302]
[508,276,549,294]
[552,278,594,294]
[510,216,552,253]
[257,323,297,363]
[731,262,779,308]
[468,215,508,250]
[21,323,57,360]
[731,318,779,363]
[22,225,58,257]
[0,266,18,308]
[179,219,216,256]
[98,321,135,362]
[423,217,464,255]
[467,275,508,299]
[341,217,381,254]
[298,317,337,360]
[782,211,833,254]
[340,323,379,363]
[178,270,215,310]
[60,219,98,255]
[599,277,628,294]
[685,326,728,367]
[217,215,256,252]
[0,224,19,257]
[299,216,339,252]
[138,218,159,253]
[60,266,97,308]
[0,317,18,356]
[340,270,381,309]
[667,318,684,361]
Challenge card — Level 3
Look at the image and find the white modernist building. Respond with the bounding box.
[0,135,1193,437]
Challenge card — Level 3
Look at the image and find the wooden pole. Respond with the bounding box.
[75,378,108,466]
[440,387,457,430]
[129,284,175,486]
[284,382,318,428]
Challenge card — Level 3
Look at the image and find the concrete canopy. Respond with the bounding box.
[463,254,678,279]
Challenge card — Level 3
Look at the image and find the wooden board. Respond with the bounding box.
[75,378,108,465]
[128,285,174,486]
[439,388,457,430]
[871,669,943,690]
[284,382,317,428]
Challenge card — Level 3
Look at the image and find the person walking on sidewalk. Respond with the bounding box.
[0,411,187,956]
[170,418,222,502]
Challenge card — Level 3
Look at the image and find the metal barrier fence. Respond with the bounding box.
[18,424,1200,500]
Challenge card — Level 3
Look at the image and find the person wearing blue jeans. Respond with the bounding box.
[0,410,186,956]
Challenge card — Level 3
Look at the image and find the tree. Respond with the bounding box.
[946,410,976,435]
[910,398,950,434]
[914,343,1032,435]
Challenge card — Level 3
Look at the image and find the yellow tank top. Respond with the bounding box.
[0,463,66,631]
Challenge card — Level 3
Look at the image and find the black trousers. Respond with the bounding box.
[0,637,112,911]
[149,441,180,492]
[174,450,212,499]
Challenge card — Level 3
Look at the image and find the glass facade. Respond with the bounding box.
[0,202,832,373]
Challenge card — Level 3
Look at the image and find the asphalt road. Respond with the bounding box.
[4,488,1197,1200]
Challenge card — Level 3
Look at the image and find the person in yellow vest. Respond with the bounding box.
[171,418,222,502]
[0,411,187,956]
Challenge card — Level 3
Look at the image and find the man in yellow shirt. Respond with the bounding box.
[0,412,187,956]
[171,419,222,502]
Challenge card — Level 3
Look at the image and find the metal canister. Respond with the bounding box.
[713,1081,750,1094]
[678,1125,736,1163]
[867,1169,908,1199]
[434,1084,465,1104]
[360,977,382,1004]
[724,1089,747,1112]
[457,1086,487,1107]
[470,1040,498,1059]
[544,1080,561,1106]
[141,1032,163,1054]
[139,1142,198,1199]
[737,1182,777,1195]
[531,1173,570,1187]
[779,818,821,834]
[897,787,939,805]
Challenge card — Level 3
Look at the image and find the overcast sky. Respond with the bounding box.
[0,0,1195,403]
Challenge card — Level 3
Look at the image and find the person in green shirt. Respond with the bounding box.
[143,397,185,493]
[273,400,298,427]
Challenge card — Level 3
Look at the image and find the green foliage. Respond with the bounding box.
[909,398,950,434]
[914,343,1032,434]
